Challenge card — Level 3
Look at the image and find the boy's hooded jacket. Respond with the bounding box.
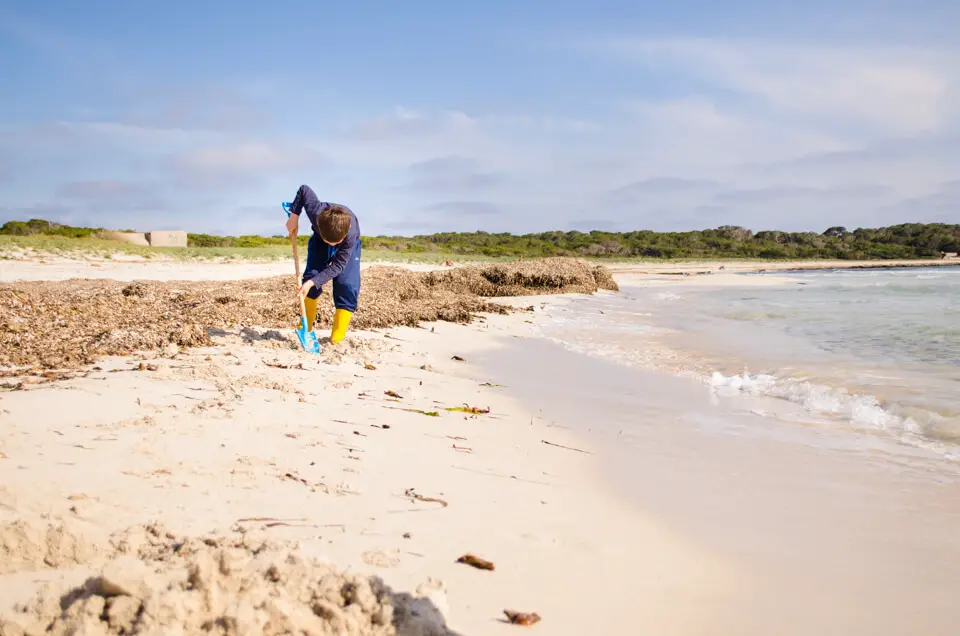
[287,184,361,289]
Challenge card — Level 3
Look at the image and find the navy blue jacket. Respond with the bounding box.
[288,184,361,289]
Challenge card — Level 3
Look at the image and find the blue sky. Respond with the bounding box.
[1,0,958,236]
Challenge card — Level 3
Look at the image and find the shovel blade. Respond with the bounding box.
[296,317,321,354]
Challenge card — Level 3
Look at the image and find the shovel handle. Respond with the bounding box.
[290,233,308,322]
[299,293,308,324]
[284,201,308,323]
[290,232,300,282]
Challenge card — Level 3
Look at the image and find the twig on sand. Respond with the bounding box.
[282,472,309,485]
[262,358,304,370]
[404,487,448,508]
[541,439,592,454]
[450,465,553,486]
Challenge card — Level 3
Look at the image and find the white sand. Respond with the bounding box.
[0,257,445,283]
[0,261,745,634]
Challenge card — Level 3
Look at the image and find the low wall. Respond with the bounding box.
[146,231,188,247]
[109,232,150,247]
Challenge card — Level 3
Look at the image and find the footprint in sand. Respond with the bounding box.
[361,548,401,568]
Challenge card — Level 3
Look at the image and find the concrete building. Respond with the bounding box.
[146,231,188,247]
[110,230,188,247]
[111,232,151,247]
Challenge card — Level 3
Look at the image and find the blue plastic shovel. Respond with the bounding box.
[283,202,321,354]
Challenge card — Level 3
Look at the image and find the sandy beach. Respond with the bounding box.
[0,257,732,635]
[1,256,958,635]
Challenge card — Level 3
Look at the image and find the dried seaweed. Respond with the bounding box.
[422,258,618,297]
[390,408,440,417]
[445,405,490,414]
[0,258,615,370]
[456,553,495,571]
[503,610,542,626]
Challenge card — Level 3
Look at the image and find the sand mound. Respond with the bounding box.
[0,258,615,370]
[0,525,453,636]
[0,520,100,575]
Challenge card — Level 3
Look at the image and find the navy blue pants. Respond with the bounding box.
[302,233,362,312]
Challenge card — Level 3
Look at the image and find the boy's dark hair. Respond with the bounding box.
[317,205,351,244]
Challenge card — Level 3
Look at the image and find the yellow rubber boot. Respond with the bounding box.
[303,296,318,329]
[330,308,353,344]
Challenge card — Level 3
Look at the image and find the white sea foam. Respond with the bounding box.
[708,371,906,432]
[655,292,683,302]
[705,370,960,458]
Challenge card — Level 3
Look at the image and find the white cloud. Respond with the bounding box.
[170,141,326,190]
[586,36,958,137]
[401,155,504,192]
[875,179,960,225]
[55,180,155,200]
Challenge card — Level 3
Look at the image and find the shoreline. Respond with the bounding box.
[606,258,960,287]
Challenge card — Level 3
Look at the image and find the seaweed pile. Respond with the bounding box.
[422,258,618,297]
[0,258,617,370]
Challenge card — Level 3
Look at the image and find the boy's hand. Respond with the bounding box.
[285,213,299,237]
[297,280,314,299]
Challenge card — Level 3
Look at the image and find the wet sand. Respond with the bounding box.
[477,336,960,635]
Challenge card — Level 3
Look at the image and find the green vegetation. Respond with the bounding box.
[2,219,959,261]
[367,224,959,260]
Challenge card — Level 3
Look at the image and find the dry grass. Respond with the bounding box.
[0,258,617,370]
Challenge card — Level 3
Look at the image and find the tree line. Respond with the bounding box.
[2,218,959,260]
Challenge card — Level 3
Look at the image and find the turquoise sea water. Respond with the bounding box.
[536,267,960,459]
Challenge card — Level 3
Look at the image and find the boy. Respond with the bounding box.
[284,184,361,344]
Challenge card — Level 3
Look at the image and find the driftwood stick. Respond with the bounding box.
[541,439,592,454]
